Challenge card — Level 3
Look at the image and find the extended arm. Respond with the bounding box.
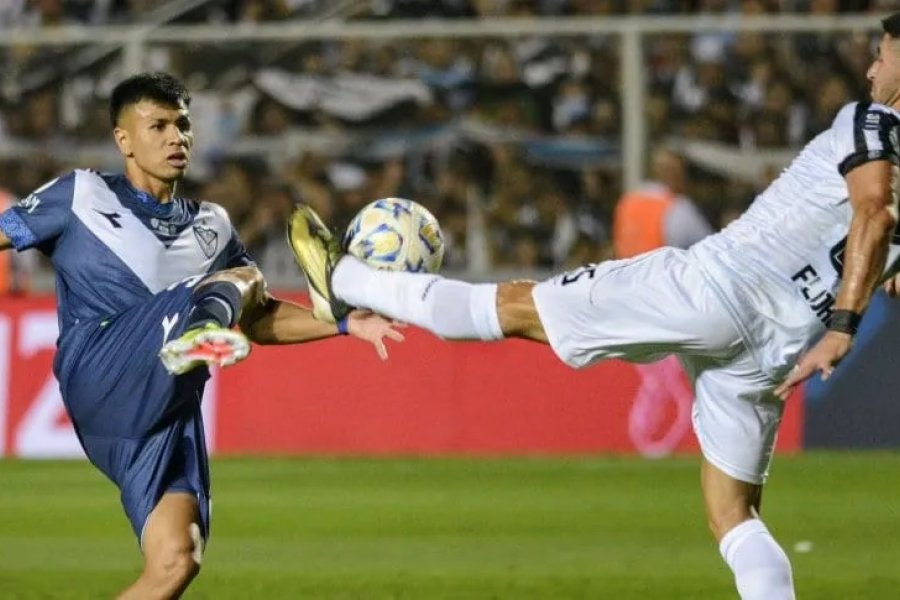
[834,161,898,312]
[240,294,404,359]
[776,159,898,397]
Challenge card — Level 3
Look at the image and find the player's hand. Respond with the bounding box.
[774,331,854,400]
[346,309,406,360]
[883,273,900,297]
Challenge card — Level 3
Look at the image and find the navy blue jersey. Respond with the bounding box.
[0,169,252,339]
[0,169,255,542]
[54,278,213,540]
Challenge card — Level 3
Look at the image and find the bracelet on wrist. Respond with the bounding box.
[827,309,862,335]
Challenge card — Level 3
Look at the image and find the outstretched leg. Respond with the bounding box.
[159,266,266,374]
[288,203,548,342]
[332,254,548,342]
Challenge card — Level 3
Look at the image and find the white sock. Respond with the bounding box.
[332,256,503,340]
[719,519,795,600]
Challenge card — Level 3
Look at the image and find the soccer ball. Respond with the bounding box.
[342,198,445,273]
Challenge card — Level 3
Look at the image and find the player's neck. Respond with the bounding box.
[124,168,177,204]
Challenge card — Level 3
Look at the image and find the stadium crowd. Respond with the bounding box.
[0,0,893,289]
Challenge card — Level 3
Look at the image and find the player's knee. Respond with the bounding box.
[144,535,202,591]
[706,503,756,541]
[168,549,201,586]
[204,266,266,304]
[496,281,547,342]
[148,550,201,593]
[228,265,265,295]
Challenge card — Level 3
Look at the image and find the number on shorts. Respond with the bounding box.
[560,263,598,286]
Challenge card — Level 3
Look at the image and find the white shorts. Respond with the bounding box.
[532,248,784,484]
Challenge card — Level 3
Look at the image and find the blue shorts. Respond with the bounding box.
[54,279,212,543]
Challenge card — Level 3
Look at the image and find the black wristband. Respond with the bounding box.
[827,309,862,335]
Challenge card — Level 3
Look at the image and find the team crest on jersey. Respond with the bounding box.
[16,194,41,214]
[193,225,218,258]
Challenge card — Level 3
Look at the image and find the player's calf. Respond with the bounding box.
[158,268,267,375]
[188,267,266,331]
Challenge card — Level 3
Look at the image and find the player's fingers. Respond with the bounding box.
[775,364,805,399]
[392,321,409,328]
[773,380,792,400]
[385,328,405,343]
[774,383,794,401]
[885,277,898,297]
[374,340,388,360]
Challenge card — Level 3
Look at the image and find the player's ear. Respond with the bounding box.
[113,126,133,157]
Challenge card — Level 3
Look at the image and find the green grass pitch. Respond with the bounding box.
[1,453,899,598]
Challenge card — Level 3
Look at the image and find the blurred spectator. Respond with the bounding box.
[0,1,887,286]
[242,180,304,287]
[199,158,263,233]
[612,148,712,259]
[806,73,853,136]
[235,0,292,22]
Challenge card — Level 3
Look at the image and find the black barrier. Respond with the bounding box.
[804,292,900,448]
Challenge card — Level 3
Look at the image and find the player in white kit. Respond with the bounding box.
[288,13,900,600]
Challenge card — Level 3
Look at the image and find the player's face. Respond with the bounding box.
[867,35,900,107]
[114,99,194,184]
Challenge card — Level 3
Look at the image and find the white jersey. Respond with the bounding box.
[691,101,900,377]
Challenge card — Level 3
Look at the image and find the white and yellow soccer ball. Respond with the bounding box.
[342,198,445,273]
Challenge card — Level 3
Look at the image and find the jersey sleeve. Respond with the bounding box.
[0,171,75,252]
[834,102,900,177]
[202,201,256,270]
[223,227,256,268]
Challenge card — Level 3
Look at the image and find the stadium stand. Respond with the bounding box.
[0,0,887,288]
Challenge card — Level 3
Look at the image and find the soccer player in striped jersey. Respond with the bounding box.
[0,72,403,599]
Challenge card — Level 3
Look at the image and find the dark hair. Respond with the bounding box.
[883,13,900,38]
[109,72,190,127]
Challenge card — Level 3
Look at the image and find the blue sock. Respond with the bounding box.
[186,281,243,330]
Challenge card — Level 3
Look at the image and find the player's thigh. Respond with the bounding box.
[701,457,763,541]
[531,248,742,369]
[142,491,204,568]
[96,406,212,544]
[64,277,206,436]
[686,349,784,490]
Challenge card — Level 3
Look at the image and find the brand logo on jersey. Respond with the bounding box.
[94,210,122,229]
[791,264,835,325]
[193,225,218,258]
[16,194,41,214]
[150,217,179,237]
